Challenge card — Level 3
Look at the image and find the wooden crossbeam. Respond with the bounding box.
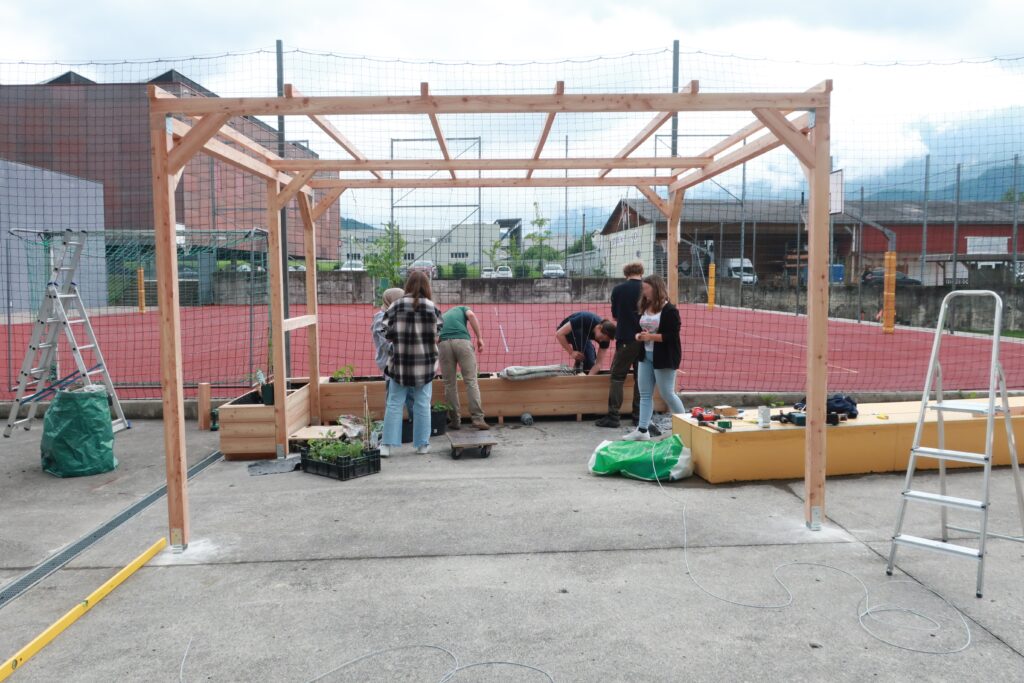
[311,187,345,223]
[269,157,708,172]
[168,113,231,175]
[634,185,670,219]
[274,170,316,211]
[168,118,310,194]
[526,81,564,179]
[421,83,456,179]
[309,176,672,190]
[285,84,383,180]
[669,113,811,192]
[752,108,814,169]
[599,80,698,179]
[150,91,829,117]
[283,314,317,331]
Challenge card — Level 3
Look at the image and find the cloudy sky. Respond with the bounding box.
[1,0,1021,63]
[2,1,1022,232]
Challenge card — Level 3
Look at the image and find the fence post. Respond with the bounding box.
[136,267,146,313]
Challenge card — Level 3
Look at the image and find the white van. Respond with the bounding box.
[725,258,757,285]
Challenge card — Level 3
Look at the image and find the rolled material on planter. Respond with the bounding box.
[497,364,574,381]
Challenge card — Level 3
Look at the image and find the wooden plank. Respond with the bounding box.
[634,185,669,219]
[147,97,189,549]
[266,179,289,456]
[285,84,384,180]
[804,96,831,528]
[282,314,317,331]
[669,114,811,192]
[298,194,321,425]
[752,108,814,169]
[168,113,231,176]
[311,187,345,223]
[197,382,211,430]
[150,91,831,117]
[666,190,684,303]
[420,83,457,179]
[168,118,302,190]
[526,81,564,179]
[220,421,277,438]
[309,176,672,190]
[271,157,706,172]
[273,169,316,212]
[598,110,675,178]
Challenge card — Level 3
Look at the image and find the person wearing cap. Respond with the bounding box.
[371,286,413,433]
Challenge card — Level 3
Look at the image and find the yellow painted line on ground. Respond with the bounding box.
[1,537,167,681]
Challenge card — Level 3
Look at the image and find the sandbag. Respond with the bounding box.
[588,434,693,482]
[40,389,117,478]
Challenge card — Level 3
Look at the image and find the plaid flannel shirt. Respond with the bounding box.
[383,295,444,387]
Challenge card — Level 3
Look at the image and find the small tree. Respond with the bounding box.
[530,202,553,270]
[483,238,504,269]
[364,222,406,288]
[566,231,595,255]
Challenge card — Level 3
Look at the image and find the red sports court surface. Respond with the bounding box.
[3,303,1022,400]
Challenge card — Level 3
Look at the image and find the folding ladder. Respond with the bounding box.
[886,290,1024,597]
[4,230,129,437]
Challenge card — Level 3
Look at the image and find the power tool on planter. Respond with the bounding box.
[691,407,720,424]
[771,410,806,426]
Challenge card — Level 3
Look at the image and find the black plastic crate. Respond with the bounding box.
[300,450,381,481]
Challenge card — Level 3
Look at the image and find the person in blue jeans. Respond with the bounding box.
[371,287,414,424]
[624,275,686,441]
[381,272,443,456]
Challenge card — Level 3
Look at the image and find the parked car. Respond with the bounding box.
[480,266,495,279]
[338,260,365,272]
[542,263,566,278]
[494,265,513,279]
[288,264,306,272]
[409,260,438,278]
[861,268,921,287]
[724,258,757,285]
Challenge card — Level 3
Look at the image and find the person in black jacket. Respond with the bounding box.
[595,261,644,429]
[624,274,686,441]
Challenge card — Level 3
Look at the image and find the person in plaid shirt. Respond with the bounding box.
[381,271,443,455]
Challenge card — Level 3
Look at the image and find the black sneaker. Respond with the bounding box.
[647,423,662,437]
[594,416,621,428]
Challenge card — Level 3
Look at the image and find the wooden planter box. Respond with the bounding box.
[218,380,311,460]
[317,373,663,424]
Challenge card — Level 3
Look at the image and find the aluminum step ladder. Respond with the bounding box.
[4,230,129,437]
[886,290,1024,597]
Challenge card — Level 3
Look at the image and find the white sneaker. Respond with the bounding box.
[379,445,391,457]
[623,428,650,441]
[415,444,430,454]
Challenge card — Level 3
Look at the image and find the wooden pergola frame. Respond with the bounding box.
[149,78,832,547]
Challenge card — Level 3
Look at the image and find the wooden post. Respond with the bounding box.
[149,101,189,549]
[666,190,684,303]
[266,179,289,457]
[803,97,831,530]
[136,267,146,313]
[882,251,896,333]
[298,195,321,425]
[707,263,716,310]
[197,382,211,430]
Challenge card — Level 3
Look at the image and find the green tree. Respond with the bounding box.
[1001,188,1024,202]
[483,238,504,269]
[529,202,553,270]
[565,231,596,255]
[364,222,406,288]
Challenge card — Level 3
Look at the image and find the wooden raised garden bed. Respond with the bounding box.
[218,380,311,460]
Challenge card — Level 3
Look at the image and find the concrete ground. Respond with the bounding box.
[1,418,1023,682]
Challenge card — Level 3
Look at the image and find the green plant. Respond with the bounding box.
[432,401,453,412]
[331,364,356,382]
[364,221,407,287]
[529,201,553,270]
[758,394,786,408]
[308,437,363,463]
[513,263,530,278]
[451,262,468,279]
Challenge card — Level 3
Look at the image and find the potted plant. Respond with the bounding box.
[330,364,356,383]
[400,400,449,443]
[300,423,381,481]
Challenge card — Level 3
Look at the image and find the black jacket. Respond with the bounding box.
[650,303,682,370]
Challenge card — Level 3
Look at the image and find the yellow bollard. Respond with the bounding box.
[882,251,896,334]
[136,267,146,313]
[707,263,716,311]
[0,538,167,681]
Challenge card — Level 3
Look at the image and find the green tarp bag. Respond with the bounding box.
[40,388,117,478]
[588,434,693,482]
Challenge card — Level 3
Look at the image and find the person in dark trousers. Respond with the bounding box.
[624,274,687,441]
[554,312,615,374]
[596,261,644,429]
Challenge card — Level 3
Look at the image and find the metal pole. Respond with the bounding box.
[671,40,679,158]
[739,158,746,306]
[952,163,961,291]
[477,137,482,275]
[1012,154,1020,287]
[564,135,569,266]
[921,154,930,283]
[275,38,291,376]
[858,186,864,321]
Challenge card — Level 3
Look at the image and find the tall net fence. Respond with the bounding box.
[1,47,1023,399]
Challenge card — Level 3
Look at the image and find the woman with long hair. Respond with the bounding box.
[381,271,443,455]
[624,274,686,440]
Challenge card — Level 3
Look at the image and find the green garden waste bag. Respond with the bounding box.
[40,389,117,478]
[588,434,693,482]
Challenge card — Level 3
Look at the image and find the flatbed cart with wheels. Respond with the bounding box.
[447,430,497,459]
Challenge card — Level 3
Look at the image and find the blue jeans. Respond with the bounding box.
[637,349,686,429]
[385,377,416,418]
[383,380,432,448]
[570,337,597,372]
